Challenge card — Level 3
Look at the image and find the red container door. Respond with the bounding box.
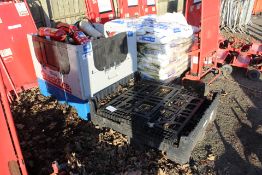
[119,0,141,18]
[85,0,115,23]
[141,0,157,16]
[0,2,37,94]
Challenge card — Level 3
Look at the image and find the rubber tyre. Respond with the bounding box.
[221,64,233,76]
[247,69,261,81]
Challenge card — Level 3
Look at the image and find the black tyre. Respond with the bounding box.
[247,69,261,81]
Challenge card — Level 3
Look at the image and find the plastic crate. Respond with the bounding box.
[90,77,220,163]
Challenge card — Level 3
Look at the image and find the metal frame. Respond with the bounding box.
[217,37,262,73]
[183,0,221,85]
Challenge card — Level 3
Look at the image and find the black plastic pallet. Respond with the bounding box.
[90,79,220,163]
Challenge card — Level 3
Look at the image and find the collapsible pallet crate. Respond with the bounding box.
[90,74,220,163]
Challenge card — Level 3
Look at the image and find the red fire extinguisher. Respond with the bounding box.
[38,27,67,42]
[56,22,90,45]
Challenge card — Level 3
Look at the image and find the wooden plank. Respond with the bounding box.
[63,0,70,23]
[57,0,65,21]
[30,0,86,26]
[74,0,80,18]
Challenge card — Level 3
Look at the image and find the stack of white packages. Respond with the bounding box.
[104,13,194,82]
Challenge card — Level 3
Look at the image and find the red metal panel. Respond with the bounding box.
[140,0,157,16]
[253,0,262,14]
[85,0,115,23]
[185,0,201,27]
[0,2,37,93]
[184,0,221,84]
[118,0,141,18]
[200,0,220,61]
[0,69,28,175]
[0,101,17,175]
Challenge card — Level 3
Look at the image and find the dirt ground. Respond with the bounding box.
[11,67,262,175]
[192,68,262,175]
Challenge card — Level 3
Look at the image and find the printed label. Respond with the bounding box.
[173,28,181,33]
[8,24,22,30]
[15,3,29,16]
[3,56,13,62]
[108,14,114,19]
[83,43,92,54]
[97,0,112,13]
[192,56,198,64]
[141,36,155,42]
[41,70,72,93]
[106,106,117,112]
[0,48,12,58]
[147,0,155,5]
[152,7,156,12]
[96,17,101,23]
[78,32,86,38]
[127,31,133,37]
[112,20,125,24]
[128,0,138,6]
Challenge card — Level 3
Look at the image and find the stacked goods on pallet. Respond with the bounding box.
[104,13,194,82]
[137,14,193,82]
[137,38,193,82]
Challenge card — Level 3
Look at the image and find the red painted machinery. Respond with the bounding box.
[183,0,221,85]
[253,0,262,15]
[217,37,262,80]
[85,0,116,24]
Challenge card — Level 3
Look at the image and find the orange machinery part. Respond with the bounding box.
[253,0,262,15]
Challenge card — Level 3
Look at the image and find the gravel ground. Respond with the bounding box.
[11,68,262,175]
